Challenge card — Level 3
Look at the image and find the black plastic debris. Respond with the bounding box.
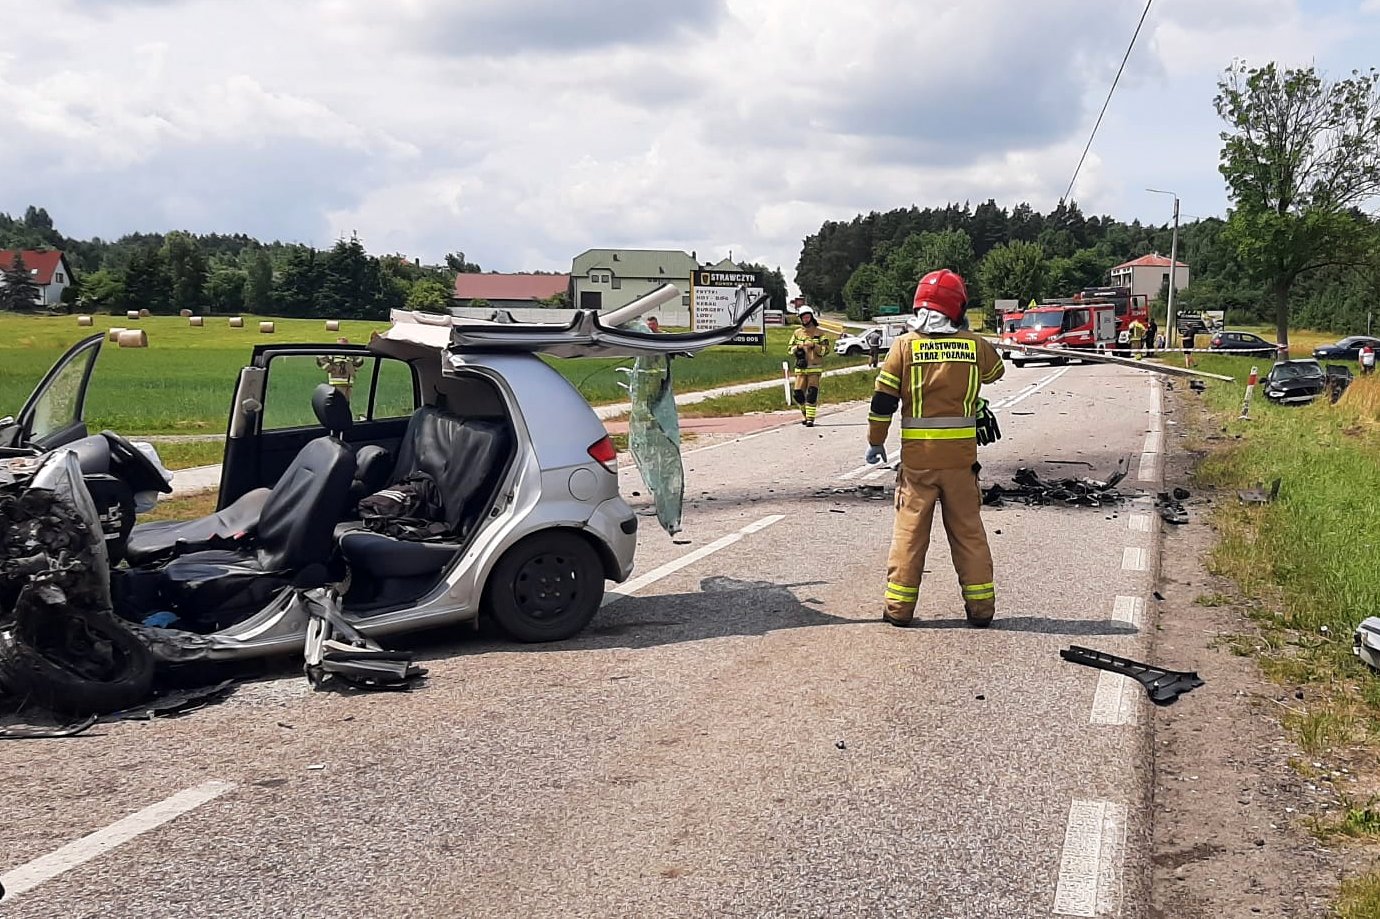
[1238,478,1281,505]
[1155,491,1189,525]
[1060,646,1204,705]
[104,679,239,721]
[0,715,97,740]
[982,456,1131,508]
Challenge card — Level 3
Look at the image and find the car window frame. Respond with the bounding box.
[257,349,420,433]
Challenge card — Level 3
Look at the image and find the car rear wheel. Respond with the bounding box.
[846,346,862,356]
[1012,358,1026,368]
[485,532,605,642]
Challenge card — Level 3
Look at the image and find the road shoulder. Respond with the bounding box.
[1148,397,1355,918]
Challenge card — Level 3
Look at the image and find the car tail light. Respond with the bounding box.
[588,435,617,473]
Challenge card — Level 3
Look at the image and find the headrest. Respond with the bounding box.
[312,384,353,436]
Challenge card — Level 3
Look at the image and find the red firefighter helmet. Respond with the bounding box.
[913,269,969,323]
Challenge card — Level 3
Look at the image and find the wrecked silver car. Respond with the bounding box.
[0,287,761,713]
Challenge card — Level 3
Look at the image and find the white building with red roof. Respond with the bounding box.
[1108,252,1189,302]
[0,249,75,308]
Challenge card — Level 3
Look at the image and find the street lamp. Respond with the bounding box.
[1147,188,1180,348]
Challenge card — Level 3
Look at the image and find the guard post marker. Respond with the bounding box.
[1239,365,1258,420]
[781,361,792,405]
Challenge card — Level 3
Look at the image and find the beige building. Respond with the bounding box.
[570,248,700,323]
[1109,253,1189,301]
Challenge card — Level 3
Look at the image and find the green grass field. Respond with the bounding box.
[0,314,866,435]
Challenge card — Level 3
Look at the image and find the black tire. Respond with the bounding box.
[1054,356,1070,366]
[1012,358,1026,368]
[0,605,155,715]
[485,532,605,643]
[845,346,863,356]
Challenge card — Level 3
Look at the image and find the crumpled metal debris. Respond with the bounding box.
[1353,617,1380,672]
[301,588,426,692]
[1060,645,1204,705]
[982,457,1131,508]
[0,714,98,740]
[1155,490,1190,525]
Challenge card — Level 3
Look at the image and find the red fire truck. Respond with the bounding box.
[1001,302,1120,367]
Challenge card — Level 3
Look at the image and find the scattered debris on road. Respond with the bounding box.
[1156,490,1190,525]
[0,714,97,740]
[982,457,1131,508]
[1060,646,1205,705]
[303,588,426,693]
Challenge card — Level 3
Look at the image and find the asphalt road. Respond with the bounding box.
[0,360,1170,918]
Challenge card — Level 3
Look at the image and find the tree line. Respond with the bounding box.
[796,61,1380,342]
[0,207,483,319]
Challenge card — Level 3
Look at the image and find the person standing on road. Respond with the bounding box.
[1360,342,1376,375]
[1146,318,1158,357]
[864,269,1005,628]
[865,326,884,368]
[788,305,830,426]
[1127,317,1147,359]
[318,338,365,404]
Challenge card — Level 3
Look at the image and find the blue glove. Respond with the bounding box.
[865,444,887,465]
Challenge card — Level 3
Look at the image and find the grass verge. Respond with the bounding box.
[148,440,226,470]
[1185,354,1380,906]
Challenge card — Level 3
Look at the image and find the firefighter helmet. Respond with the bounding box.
[913,269,968,323]
[797,305,817,323]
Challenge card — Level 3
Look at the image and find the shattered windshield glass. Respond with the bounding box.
[622,320,685,536]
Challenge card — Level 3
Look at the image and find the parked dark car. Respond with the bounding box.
[1209,330,1276,358]
[1313,335,1380,362]
[1263,359,1326,405]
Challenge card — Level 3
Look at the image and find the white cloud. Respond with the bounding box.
[2,0,1375,293]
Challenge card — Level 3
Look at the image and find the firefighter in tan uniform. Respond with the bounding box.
[865,269,1005,627]
[317,338,365,403]
[787,305,830,426]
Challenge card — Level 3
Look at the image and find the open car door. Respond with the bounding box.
[0,332,103,453]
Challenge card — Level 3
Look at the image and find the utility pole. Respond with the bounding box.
[1148,189,1180,348]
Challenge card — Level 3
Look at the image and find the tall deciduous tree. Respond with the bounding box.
[1215,61,1380,345]
[120,246,171,314]
[162,231,209,314]
[978,241,1046,306]
[843,263,886,320]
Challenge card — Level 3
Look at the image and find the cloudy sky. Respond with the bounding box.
[4,0,1376,291]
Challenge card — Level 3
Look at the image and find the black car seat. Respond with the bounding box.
[336,406,514,604]
[125,385,386,566]
[144,386,357,631]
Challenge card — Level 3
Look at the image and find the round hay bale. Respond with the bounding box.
[188,316,204,327]
[259,322,276,334]
[126,311,140,321]
[139,309,150,318]
[179,309,192,318]
[107,327,126,342]
[77,315,93,327]
[117,329,148,349]
[325,320,341,332]
[228,317,244,328]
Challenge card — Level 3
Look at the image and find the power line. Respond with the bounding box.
[1060,0,1156,205]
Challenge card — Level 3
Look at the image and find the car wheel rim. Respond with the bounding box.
[513,552,582,620]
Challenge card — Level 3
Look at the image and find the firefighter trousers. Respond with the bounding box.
[884,463,996,624]
[792,372,821,422]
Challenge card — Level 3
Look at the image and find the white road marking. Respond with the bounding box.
[602,514,785,606]
[1090,671,1141,726]
[1121,547,1147,572]
[1111,595,1144,628]
[1127,514,1151,533]
[990,366,1071,412]
[1136,452,1160,483]
[1142,431,1164,454]
[0,780,233,901]
[839,462,876,481]
[1053,799,1128,916]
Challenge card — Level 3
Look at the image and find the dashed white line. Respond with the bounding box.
[1121,547,1147,572]
[1053,799,1128,917]
[990,366,1071,412]
[0,780,234,901]
[1090,672,1141,726]
[1127,514,1151,533]
[1136,452,1160,483]
[1111,595,1145,628]
[602,514,785,606]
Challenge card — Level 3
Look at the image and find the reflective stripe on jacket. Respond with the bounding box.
[869,331,1005,469]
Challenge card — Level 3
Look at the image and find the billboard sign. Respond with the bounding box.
[691,268,765,346]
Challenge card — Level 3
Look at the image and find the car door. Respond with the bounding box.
[0,333,103,453]
[216,345,420,506]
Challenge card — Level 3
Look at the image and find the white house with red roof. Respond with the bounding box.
[1108,253,1189,301]
[0,249,75,307]
[452,272,570,310]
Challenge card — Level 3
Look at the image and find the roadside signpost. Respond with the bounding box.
[691,268,766,348]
